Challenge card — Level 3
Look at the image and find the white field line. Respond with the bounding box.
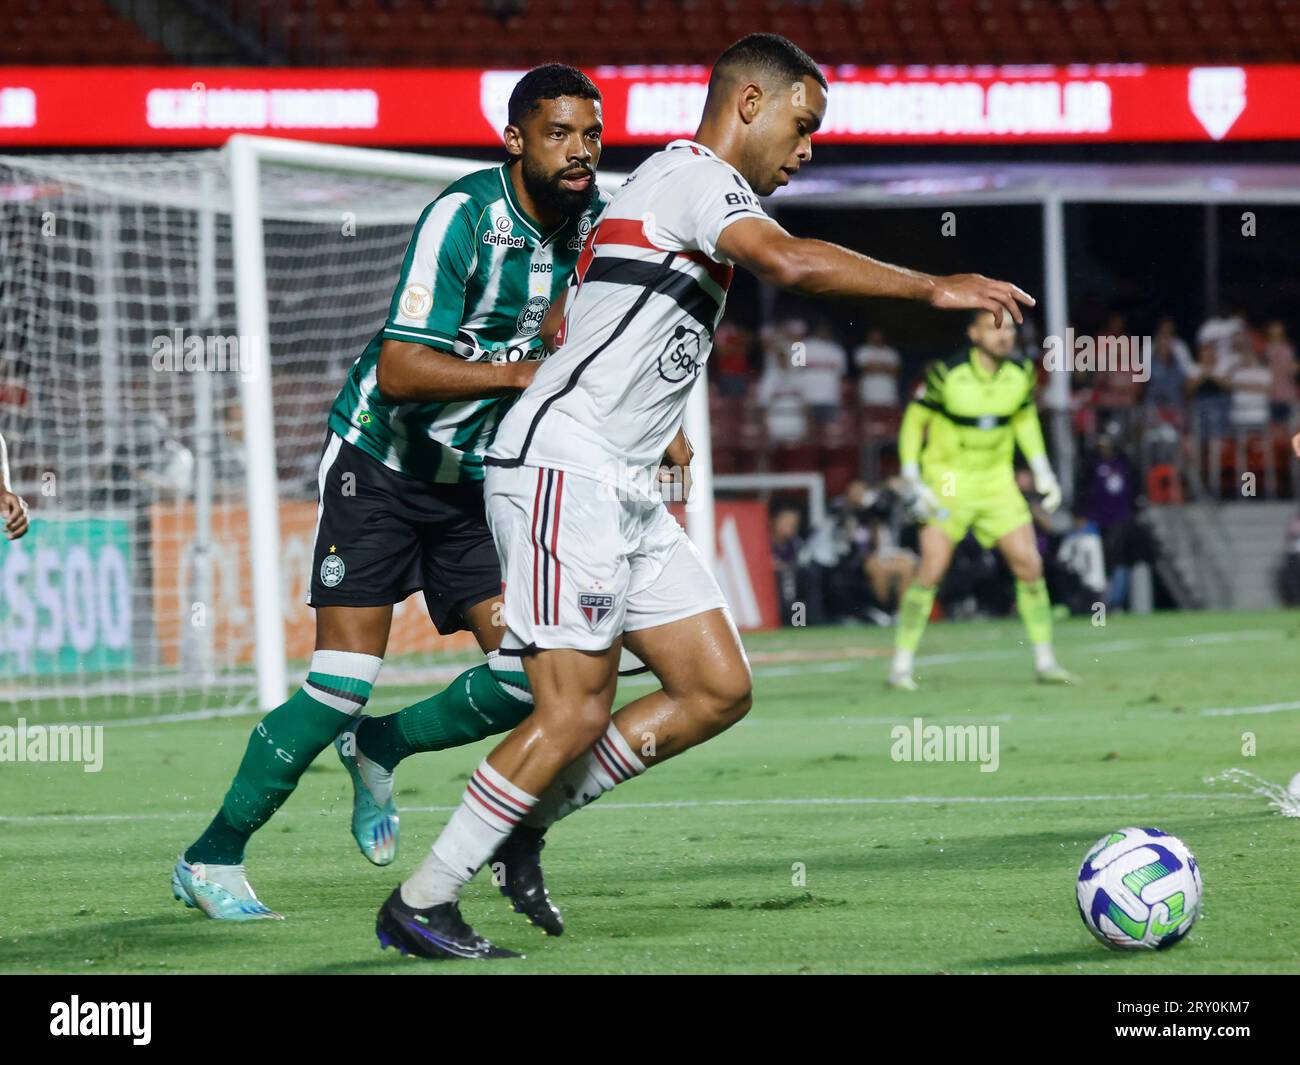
[39,626,1289,729]
[0,791,1255,825]
[1200,700,1300,717]
[6,625,1279,703]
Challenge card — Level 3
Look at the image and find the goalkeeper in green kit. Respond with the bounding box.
[888,309,1077,691]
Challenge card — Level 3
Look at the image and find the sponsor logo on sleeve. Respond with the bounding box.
[399,283,432,318]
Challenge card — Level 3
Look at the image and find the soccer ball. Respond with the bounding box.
[1076,827,1202,950]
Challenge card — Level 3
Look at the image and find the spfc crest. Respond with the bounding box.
[479,70,528,137]
[578,591,615,628]
[1188,67,1246,141]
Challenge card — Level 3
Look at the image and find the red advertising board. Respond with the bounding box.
[0,63,1288,147]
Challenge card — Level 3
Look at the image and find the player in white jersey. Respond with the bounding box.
[375,33,1035,960]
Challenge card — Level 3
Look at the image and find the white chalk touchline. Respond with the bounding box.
[0,791,1254,825]
[33,626,1289,730]
[1200,700,1300,717]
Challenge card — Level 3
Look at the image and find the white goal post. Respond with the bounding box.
[229,136,522,710]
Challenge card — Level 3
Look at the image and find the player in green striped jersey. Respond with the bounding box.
[174,66,605,928]
[327,154,601,484]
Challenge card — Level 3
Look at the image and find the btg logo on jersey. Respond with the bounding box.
[484,215,526,248]
[516,295,551,336]
[657,325,703,383]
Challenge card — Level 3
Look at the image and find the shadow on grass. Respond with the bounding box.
[966,947,1108,969]
[0,912,288,971]
[277,956,537,975]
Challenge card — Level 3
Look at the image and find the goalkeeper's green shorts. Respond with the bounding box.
[924,471,1031,549]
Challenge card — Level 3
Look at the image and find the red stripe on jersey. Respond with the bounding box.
[593,216,661,252]
[550,471,564,625]
[575,225,598,282]
[679,251,733,291]
[593,217,732,291]
[530,468,544,625]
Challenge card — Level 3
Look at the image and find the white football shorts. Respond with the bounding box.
[485,463,729,652]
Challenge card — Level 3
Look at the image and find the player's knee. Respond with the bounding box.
[918,555,949,585]
[573,702,617,754]
[536,696,612,756]
[1012,553,1043,582]
[699,669,753,730]
[725,684,754,727]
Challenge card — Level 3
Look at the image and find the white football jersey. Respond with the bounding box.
[486,139,768,497]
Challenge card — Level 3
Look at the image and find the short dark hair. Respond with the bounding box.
[710,33,827,93]
[508,64,601,126]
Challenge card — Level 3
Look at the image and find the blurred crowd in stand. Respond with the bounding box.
[717,309,1299,627]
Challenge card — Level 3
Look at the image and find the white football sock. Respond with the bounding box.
[401,759,538,909]
[891,649,915,676]
[1034,644,1058,671]
[524,720,646,830]
[353,742,394,806]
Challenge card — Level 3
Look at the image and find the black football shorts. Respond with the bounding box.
[307,433,501,635]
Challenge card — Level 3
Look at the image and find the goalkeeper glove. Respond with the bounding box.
[900,462,942,522]
[1029,455,1062,514]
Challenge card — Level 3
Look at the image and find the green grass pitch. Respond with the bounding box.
[2,609,1298,974]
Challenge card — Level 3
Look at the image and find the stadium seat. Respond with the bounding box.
[8,0,1280,66]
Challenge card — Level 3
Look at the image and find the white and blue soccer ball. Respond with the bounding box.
[1076,827,1202,950]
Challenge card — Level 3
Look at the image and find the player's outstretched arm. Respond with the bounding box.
[0,431,29,541]
[715,217,1035,325]
[376,339,537,405]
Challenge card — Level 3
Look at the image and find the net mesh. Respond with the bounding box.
[0,147,473,721]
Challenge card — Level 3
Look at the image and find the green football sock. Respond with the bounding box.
[356,651,533,772]
[1015,577,1053,648]
[185,809,248,866]
[895,583,937,654]
[185,650,382,865]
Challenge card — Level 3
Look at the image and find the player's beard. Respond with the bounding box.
[521,157,597,218]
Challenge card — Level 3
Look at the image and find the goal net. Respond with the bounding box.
[0,139,490,722]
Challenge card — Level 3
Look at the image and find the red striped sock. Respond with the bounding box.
[525,720,646,829]
[404,760,538,908]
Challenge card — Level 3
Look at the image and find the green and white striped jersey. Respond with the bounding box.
[328,164,604,483]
